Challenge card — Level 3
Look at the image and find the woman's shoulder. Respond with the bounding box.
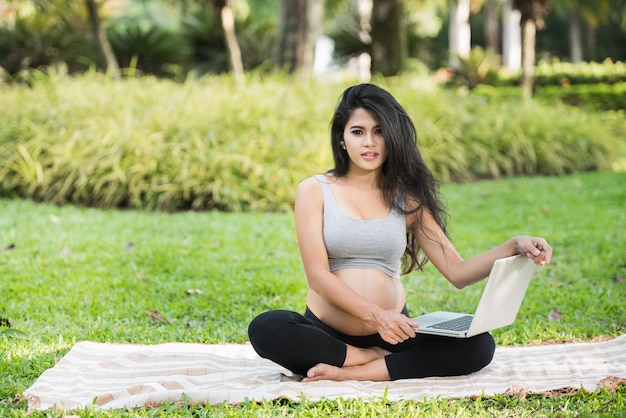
[296,175,323,199]
[298,173,336,190]
[295,175,326,214]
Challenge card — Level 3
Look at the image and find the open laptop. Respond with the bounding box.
[413,254,536,338]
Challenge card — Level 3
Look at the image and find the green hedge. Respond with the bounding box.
[539,82,626,111]
[0,72,624,212]
[472,82,626,112]
[496,60,626,87]
[534,60,626,86]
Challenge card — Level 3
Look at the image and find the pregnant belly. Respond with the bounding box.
[306,268,407,336]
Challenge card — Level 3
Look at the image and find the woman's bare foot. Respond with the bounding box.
[302,358,391,382]
[302,363,344,382]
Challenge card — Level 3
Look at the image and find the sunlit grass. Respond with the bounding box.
[1,171,625,416]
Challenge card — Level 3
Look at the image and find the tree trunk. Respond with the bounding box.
[370,0,405,76]
[585,23,597,62]
[568,10,583,63]
[483,0,500,55]
[448,0,471,69]
[513,0,549,98]
[84,0,120,79]
[276,0,323,78]
[502,0,521,72]
[220,0,244,82]
[520,17,536,100]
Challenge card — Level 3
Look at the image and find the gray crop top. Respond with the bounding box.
[315,174,407,279]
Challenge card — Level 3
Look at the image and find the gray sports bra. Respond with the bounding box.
[315,174,407,279]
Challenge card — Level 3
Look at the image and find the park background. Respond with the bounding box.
[1,0,625,416]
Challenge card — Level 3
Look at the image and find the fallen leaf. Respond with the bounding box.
[505,383,529,400]
[548,308,563,322]
[597,376,626,392]
[0,328,28,338]
[145,310,171,324]
[2,243,15,251]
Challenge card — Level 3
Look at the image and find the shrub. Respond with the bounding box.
[533,60,626,86]
[107,20,192,78]
[538,82,626,112]
[472,82,626,112]
[495,60,626,87]
[0,11,96,76]
[0,73,334,211]
[452,46,500,89]
[0,73,623,212]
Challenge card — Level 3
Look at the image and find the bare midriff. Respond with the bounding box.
[306,268,406,336]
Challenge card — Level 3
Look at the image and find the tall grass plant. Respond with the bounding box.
[1,72,624,211]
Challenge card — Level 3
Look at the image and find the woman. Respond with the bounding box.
[248,83,552,382]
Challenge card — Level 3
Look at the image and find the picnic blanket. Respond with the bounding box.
[24,335,626,411]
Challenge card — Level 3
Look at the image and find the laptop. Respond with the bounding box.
[413,254,536,338]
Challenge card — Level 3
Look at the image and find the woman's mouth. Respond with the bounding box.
[362,152,378,161]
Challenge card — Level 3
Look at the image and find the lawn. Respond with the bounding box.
[1,171,625,417]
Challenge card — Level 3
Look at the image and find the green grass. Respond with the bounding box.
[1,171,625,416]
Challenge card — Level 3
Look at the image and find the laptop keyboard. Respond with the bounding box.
[427,315,473,331]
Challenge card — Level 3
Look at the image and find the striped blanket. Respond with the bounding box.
[25,335,626,411]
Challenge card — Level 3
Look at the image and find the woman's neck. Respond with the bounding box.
[342,169,383,190]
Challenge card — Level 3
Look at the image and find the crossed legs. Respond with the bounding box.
[248,309,495,381]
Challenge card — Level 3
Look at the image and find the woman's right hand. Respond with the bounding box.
[371,309,419,345]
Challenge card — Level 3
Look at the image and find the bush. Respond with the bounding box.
[495,60,626,87]
[0,73,334,211]
[0,73,623,212]
[538,82,626,111]
[107,20,192,78]
[0,10,96,76]
[533,60,626,86]
[452,46,500,89]
[472,82,626,112]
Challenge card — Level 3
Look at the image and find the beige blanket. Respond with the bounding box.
[25,335,626,411]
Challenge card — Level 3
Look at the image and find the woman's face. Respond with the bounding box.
[342,108,387,174]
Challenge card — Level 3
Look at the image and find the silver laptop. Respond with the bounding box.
[413,255,536,338]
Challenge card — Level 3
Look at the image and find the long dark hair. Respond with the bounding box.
[329,83,449,274]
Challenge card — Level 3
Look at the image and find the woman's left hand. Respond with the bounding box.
[515,235,552,266]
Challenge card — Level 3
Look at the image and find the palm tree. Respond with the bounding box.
[84,0,120,79]
[211,0,244,82]
[276,0,323,78]
[502,0,522,72]
[371,0,406,75]
[448,0,471,68]
[448,0,499,68]
[481,0,501,55]
[551,0,610,63]
[512,0,549,99]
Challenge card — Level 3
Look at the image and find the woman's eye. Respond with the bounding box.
[351,129,363,135]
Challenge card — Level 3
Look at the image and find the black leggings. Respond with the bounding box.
[248,308,496,380]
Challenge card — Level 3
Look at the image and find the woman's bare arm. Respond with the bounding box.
[413,209,552,289]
